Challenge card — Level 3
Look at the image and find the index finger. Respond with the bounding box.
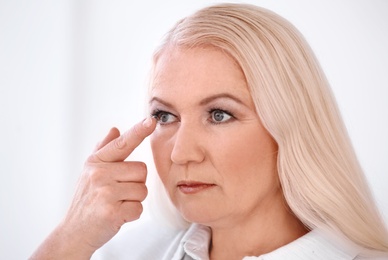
[93,117,156,162]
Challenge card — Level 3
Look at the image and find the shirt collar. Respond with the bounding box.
[179,224,360,260]
[181,223,211,260]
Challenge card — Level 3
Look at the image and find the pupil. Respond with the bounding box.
[161,114,168,122]
[214,111,224,121]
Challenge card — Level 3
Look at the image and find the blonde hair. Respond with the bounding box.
[150,3,388,254]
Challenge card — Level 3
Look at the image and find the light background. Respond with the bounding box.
[0,0,387,259]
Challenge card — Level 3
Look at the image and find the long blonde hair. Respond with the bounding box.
[150,3,388,254]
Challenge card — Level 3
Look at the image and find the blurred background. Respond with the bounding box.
[1,0,387,259]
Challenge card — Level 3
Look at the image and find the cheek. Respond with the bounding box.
[212,127,278,187]
[213,136,256,176]
[150,129,173,181]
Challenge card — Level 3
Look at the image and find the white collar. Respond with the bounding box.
[176,224,360,260]
[180,224,211,260]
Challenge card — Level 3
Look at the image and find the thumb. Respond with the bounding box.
[93,127,120,153]
[92,117,156,163]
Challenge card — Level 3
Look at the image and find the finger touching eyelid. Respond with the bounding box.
[151,109,178,125]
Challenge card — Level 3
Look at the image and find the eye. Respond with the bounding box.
[209,109,233,124]
[151,110,178,125]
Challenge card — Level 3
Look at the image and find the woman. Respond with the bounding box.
[31,3,388,259]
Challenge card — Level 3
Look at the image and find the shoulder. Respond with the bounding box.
[253,229,388,260]
[91,216,185,260]
[355,253,388,260]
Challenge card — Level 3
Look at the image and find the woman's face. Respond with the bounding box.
[149,47,280,227]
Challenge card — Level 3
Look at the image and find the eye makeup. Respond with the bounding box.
[150,106,236,126]
[207,107,235,125]
[151,109,178,125]
[149,93,249,127]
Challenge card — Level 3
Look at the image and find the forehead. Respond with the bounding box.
[150,47,251,103]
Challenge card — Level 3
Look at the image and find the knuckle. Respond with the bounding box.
[101,205,116,223]
[133,202,143,217]
[113,136,126,150]
[136,162,147,180]
[139,185,148,201]
[88,152,107,164]
[96,186,112,200]
[89,169,104,186]
[86,166,110,187]
[130,124,143,141]
[122,202,143,223]
[86,154,98,163]
[125,162,147,181]
[138,169,147,181]
[138,162,147,172]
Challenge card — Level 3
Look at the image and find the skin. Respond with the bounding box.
[150,47,307,259]
[30,118,157,259]
[31,46,307,260]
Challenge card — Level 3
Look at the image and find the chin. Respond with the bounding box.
[168,187,225,225]
[175,201,220,226]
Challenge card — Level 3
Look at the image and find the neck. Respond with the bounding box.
[209,192,308,260]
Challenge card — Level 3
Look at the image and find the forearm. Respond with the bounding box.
[30,223,96,260]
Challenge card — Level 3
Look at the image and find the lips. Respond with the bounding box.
[177,181,215,194]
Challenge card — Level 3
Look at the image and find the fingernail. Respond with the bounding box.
[143,117,153,128]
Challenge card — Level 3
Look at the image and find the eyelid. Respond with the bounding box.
[208,107,234,117]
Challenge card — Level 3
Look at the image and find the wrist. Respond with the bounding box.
[30,221,96,260]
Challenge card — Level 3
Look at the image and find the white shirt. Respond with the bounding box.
[92,217,388,260]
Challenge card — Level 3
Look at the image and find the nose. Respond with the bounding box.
[170,122,205,165]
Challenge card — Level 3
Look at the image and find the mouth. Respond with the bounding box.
[177,181,216,194]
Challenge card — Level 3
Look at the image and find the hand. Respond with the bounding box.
[30,117,156,259]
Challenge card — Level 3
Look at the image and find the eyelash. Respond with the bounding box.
[151,109,177,125]
[207,108,235,125]
[150,108,235,125]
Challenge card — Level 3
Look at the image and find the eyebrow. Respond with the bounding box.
[149,93,245,108]
[199,93,245,106]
